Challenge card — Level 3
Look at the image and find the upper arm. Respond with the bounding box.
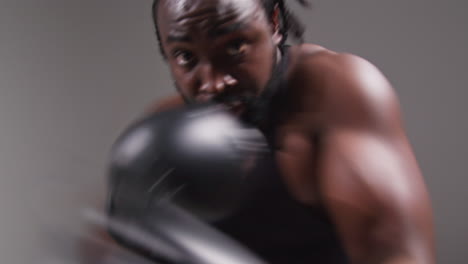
[313,54,435,263]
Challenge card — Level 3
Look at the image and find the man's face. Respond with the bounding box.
[156,0,281,113]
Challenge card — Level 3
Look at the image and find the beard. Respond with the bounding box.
[241,58,284,127]
[237,49,286,127]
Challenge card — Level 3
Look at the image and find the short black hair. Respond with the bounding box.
[151,0,310,57]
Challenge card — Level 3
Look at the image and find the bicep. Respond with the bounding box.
[319,129,434,263]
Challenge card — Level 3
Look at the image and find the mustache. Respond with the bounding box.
[212,91,256,105]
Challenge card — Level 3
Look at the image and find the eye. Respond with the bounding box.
[226,39,248,56]
[173,50,196,67]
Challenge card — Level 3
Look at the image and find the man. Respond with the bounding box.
[116,0,435,263]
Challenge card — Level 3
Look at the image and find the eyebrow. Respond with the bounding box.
[166,33,192,43]
[209,22,248,37]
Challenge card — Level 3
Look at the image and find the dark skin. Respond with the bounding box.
[151,0,436,263]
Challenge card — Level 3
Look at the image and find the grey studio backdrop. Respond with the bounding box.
[0,0,466,263]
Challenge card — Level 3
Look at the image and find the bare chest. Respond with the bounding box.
[272,115,322,205]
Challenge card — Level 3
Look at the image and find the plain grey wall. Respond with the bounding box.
[0,0,466,263]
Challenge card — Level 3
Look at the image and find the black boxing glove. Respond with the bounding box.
[106,103,269,262]
[107,103,269,223]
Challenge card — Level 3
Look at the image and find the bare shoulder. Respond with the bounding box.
[304,47,435,263]
[291,45,402,133]
[145,94,186,114]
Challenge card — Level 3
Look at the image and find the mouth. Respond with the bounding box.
[224,100,245,116]
[209,93,246,115]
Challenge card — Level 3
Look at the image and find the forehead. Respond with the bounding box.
[157,0,265,34]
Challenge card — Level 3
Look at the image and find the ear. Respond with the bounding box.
[270,5,282,45]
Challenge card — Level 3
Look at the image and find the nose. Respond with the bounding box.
[197,62,237,96]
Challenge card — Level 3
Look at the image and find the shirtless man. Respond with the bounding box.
[108,0,435,263]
